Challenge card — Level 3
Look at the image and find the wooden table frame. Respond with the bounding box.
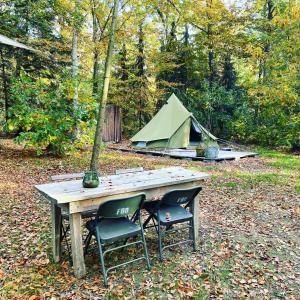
[35,167,209,277]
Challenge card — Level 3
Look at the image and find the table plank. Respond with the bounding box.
[35,167,209,204]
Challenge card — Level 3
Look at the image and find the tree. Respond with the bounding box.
[0,47,10,125]
[233,0,300,148]
[221,55,236,90]
[90,0,120,171]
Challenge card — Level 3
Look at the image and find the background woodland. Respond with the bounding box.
[0,0,299,155]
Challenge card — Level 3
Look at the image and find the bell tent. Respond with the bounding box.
[131,94,217,149]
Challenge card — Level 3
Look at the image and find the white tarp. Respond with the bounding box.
[0,34,47,58]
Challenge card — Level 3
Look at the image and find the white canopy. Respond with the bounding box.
[0,34,47,58]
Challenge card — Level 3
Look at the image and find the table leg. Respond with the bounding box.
[190,194,200,250]
[69,212,86,277]
[51,203,62,262]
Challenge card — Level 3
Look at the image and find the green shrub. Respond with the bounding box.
[7,71,93,156]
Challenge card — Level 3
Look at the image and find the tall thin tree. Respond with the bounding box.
[91,0,100,97]
[136,22,145,129]
[71,27,79,110]
[0,48,9,125]
[71,0,82,138]
[90,0,120,171]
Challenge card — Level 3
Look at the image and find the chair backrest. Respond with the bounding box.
[50,172,85,182]
[115,167,144,175]
[160,187,202,207]
[97,194,145,218]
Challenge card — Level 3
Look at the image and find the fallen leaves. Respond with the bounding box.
[0,140,299,299]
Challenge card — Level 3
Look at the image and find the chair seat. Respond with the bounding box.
[144,202,193,225]
[86,217,141,243]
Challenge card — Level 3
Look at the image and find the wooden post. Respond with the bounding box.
[190,193,200,250]
[69,212,86,277]
[51,203,62,262]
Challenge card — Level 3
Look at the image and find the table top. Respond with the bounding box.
[35,167,209,205]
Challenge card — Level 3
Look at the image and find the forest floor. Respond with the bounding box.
[0,140,299,299]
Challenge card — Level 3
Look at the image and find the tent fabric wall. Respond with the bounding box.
[168,118,191,148]
[131,94,191,143]
[140,118,191,149]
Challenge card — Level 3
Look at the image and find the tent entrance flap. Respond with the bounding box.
[190,119,202,143]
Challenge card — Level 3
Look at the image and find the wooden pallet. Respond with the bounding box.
[109,147,258,162]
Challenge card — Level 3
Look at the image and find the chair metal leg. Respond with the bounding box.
[84,232,92,257]
[131,210,139,223]
[95,227,108,287]
[143,214,153,229]
[65,236,72,263]
[157,220,163,262]
[60,220,72,261]
[188,199,197,251]
[139,216,151,270]
[191,219,196,252]
[152,218,159,234]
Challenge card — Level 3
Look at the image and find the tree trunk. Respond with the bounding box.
[71,27,79,140]
[71,0,81,139]
[137,23,145,130]
[208,49,215,86]
[90,0,120,171]
[264,0,274,77]
[0,48,9,125]
[207,22,216,87]
[91,0,100,97]
[92,50,99,96]
[260,0,274,79]
[72,28,79,110]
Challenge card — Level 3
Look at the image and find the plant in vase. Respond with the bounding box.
[195,142,206,157]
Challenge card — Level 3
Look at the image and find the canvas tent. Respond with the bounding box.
[131,94,217,149]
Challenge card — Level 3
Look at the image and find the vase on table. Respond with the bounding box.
[82,171,99,188]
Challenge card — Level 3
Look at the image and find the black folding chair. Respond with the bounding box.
[143,187,202,261]
[85,194,151,287]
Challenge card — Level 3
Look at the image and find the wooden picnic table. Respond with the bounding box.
[34,167,209,277]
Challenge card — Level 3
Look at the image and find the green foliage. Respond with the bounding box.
[7,71,93,155]
[0,0,299,151]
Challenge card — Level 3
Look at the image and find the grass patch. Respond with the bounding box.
[296,179,300,195]
[241,172,285,184]
[219,170,289,190]
[257,148,300,194]
[257,148,300,171]
[219,181,239,189]
[266,157,300,171]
